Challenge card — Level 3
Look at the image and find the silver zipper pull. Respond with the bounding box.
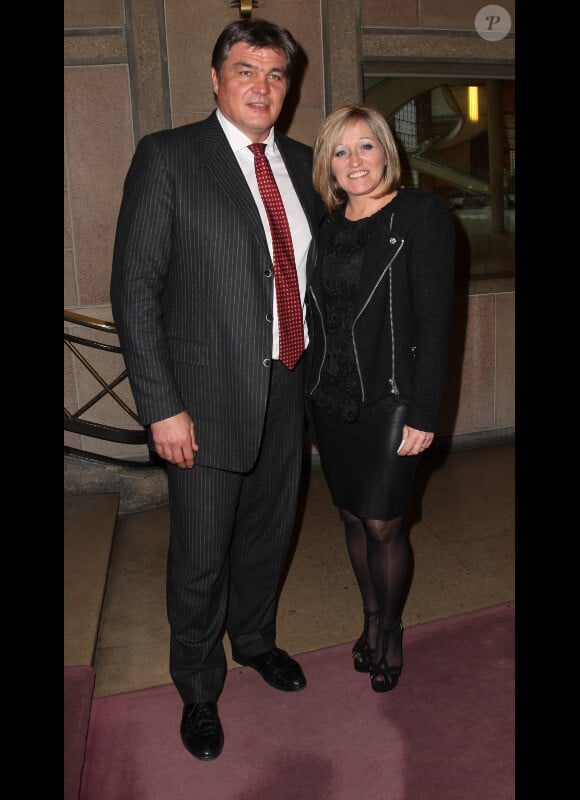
[389,378,399,395]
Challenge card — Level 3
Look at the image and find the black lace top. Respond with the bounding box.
[312,206,385,423]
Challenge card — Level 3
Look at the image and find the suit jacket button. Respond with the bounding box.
[265,313,273,323]
[264,269,273,278]
[263,358,272,367]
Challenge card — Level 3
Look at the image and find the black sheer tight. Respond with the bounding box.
[340,507,409,669]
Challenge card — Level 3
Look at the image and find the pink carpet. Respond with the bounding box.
[64,665,96,800]
[79,602,514,800]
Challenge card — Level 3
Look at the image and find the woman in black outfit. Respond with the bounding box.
[305,104,455,692]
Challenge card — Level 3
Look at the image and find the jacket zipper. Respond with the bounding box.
[387,212,399,395]
[352,232,404,401]
[307,286,326,394]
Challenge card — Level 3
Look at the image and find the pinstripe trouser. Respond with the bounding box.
[166,358,305,703]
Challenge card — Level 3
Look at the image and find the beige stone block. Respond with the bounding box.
[125,0,170,137]
[362,0,419,28]
[64,187,72,249]
[64,33,127,64]
[64,0,124,29]
[64,493,119,667]
[440,294,495,436]
[438,296,464,436]
[362,33,514,62]
[271,0,323,109]
[165,0,233,115]
[454,294,495,434]
[94,503,170,650]
[495,291,515,428]
[64,250,77,309]
[284,108,325,147]
[324,0,362,109]
[64,65,135,307]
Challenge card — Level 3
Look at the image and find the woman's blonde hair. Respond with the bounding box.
[313,103,402,214]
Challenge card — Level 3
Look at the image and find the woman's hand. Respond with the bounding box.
[396,424,434,456]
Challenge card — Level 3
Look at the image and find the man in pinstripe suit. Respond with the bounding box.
[110,19,322,761]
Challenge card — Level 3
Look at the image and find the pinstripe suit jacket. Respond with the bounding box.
[110,111,320,472]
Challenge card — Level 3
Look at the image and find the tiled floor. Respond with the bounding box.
[91,442,515,699]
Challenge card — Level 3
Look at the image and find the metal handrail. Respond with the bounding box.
[64,310,158,468]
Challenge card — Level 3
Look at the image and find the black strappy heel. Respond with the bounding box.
[370,620,404,692]
[352,610,378,673]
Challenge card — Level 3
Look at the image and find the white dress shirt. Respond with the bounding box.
[216,108,311,356]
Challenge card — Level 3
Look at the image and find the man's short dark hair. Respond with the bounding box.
[211,18,297,83]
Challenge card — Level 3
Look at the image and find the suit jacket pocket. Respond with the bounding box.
[167,336,209,365]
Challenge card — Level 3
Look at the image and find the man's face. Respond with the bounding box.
[211,42,289,142]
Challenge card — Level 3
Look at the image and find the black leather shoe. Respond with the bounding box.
[180,702,224,761]
[237,647,306,691]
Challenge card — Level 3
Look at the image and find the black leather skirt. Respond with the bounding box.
[307,398,420,520]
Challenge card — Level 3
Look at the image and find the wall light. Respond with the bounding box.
[230,0,259,18]
[468,86,479,123]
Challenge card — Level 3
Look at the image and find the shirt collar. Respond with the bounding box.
[216,108,277,156]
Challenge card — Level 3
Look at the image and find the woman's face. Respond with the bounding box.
[331,118,387,199]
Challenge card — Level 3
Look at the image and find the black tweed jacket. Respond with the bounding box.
[305,187,455,432]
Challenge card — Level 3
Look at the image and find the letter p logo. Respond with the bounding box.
[475,5,512,41]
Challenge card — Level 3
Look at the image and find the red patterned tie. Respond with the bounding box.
[249,143,304,370]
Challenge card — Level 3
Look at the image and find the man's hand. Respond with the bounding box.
[150,411,199,468]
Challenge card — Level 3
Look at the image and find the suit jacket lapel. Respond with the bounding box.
[197,113,268,251]
[196,114,316,260]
